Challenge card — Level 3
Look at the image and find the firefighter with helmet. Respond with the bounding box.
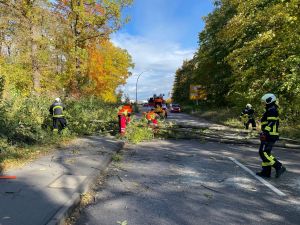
[49,97,67,133]
[240,103,256,130]
[146,108,159,127]
[256,93,286,178]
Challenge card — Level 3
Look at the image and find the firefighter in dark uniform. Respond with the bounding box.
[49,98,67,133]
[256,93,286,178]
[240,103,256,130]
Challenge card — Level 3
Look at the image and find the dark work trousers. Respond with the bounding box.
[118,115,121,133]
[53,117,67,132]
[118,115,127,134]
[245,118,256,129]
[258,140,282,176]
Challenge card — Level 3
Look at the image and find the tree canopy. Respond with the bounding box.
[0,0,133,102]
[172,0,300,121]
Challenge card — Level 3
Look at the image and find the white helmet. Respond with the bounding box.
[261,93,276,104]
[246,103,252,109]
[55,97,61,103]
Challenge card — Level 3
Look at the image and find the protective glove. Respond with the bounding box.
[259,132,269,141]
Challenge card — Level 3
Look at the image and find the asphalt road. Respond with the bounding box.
[73,112,300,225]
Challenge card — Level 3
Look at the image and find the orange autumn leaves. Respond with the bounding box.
[53,0,133,101]
[86,40,133,102]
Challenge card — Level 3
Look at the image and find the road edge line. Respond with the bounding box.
[228,157,286,197]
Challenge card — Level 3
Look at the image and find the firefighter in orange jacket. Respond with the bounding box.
[146,109,159,127]
[118,106,128,135]
[122,104,133,123]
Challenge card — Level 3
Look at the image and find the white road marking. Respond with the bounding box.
[228,157,286,197]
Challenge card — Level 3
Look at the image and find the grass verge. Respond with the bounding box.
[0,135,74,172]
[188,107,300,140]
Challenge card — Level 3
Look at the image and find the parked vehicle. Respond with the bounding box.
[170,104,181,113]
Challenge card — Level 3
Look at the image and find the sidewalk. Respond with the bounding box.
[0,136,124,225]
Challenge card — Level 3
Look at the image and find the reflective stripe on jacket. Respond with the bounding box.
[260,104,279,136]
[49,102,64,118]
[118,108,128,116]
[240,108,255,119]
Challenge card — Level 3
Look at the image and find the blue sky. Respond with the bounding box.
[112,0,215,101]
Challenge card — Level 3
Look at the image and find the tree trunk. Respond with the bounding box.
[30,23,41,94]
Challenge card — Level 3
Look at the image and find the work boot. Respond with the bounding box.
[275,166,286,178]
[256,166,271,178]
[53,129,59,136]
[256,171,271,178]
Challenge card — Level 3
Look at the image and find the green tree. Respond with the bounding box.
[172,59,195,104]
[0,0,55,95]
[173,0,237,106]
[221,0,300,118]
[173,0,300,122]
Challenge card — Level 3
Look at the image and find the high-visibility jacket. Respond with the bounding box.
[118,107,128,116]
[49,102,65,118]
[146,111,156,121]
[123,105,133,114]
[260,103,279,137]
[240,108,255,120]
[118,105,132,116]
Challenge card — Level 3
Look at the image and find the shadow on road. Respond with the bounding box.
[76,140,300,225]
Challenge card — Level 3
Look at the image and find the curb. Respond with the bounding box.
[45,140,125,225]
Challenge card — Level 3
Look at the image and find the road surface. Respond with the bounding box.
[72,112,300,225]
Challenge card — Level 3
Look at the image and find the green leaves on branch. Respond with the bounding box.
[123,119,154,144]
[172,0,300,122]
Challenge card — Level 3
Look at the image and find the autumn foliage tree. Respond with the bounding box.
[85,39,133,102]
[53,0,133,96]
[0,0,134,150]
[0,0,133,100]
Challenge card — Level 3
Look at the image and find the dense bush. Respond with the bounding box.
[0,93,122,170]
[0,94,51,144]
[0,94,119,146]
[65,96,118,135]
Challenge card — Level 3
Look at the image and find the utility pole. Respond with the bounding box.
[135,69,151,104]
